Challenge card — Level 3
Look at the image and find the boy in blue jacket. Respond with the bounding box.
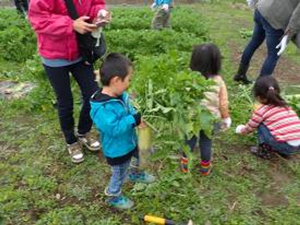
[151,0,173,29]
[90,53,155,210]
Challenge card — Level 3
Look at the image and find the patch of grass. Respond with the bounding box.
[1,2,300,225]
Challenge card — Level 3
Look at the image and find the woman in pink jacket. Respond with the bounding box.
[28,0,107,163]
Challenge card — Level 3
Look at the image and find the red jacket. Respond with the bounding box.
[28,0,105,60]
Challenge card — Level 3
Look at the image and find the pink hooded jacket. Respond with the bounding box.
[28,0,105,60]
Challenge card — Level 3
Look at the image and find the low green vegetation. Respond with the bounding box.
[0,2,300,225]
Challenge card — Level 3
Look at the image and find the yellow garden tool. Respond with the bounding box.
[140,215,193,225]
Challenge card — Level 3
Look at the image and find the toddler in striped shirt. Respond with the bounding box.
[236,76,300,159]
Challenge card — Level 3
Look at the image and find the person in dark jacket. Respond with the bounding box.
[234,0,300,84]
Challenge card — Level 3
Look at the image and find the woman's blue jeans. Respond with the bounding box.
[241,10,284,76]
[258,124,300,155]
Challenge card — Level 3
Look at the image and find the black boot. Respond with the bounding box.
[233,63,252,85]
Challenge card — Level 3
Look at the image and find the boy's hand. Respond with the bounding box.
[161,4,169,11]
[138,119,147,129]
[150,3,156,11]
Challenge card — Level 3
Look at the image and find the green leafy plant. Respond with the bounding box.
[131,51,215,149]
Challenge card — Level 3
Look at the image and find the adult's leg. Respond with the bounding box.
[235,10,265,84]
[152,8,166,30]
[163,10,171,28]
[70,61,99,135]
[43,65,77,144]
[241,10,266,66]
[14,0,23,14]
[22,0,29,12]
[259,17,284,76]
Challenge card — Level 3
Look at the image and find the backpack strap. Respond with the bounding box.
[64,0,79,20]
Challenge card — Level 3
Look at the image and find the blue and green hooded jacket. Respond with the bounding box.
[90,90,140,159]
[153,0,172,6]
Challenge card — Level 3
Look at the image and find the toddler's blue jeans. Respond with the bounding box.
[107,159,131,196]
[107,152,140,195]
[258,124,300,155]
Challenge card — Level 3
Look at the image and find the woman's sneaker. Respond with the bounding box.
[67,142,84,163]
[77,132,101,151]
[128,171,156,184]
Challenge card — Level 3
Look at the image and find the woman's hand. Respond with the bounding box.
[73,16,97,34]
[94,9,111,27]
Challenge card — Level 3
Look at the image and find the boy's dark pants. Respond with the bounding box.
[258,124,300,155]
[44,61,99,144]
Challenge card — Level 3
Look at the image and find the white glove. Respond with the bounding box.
[246,0,255,8]
[161,4,169,11]
[222,117,232,129]
[276,35,288,56]
[98,9,108,18]
[150,3,156,10]
[235,125,246,134]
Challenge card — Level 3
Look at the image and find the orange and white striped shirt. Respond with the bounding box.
[201,75,229,119]
[242,104,300,143]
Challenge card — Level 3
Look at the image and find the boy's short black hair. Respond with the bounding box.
[190,43,221,78]
[100,53,133,86]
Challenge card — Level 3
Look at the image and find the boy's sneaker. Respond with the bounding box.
[180,156,189,173]
[128,171,156,184]
[104,188,134,210]
[67,142,84,163]
[77,132,101,151]
[106,195,134,209]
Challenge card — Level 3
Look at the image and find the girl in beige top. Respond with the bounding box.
[181,43,231,176]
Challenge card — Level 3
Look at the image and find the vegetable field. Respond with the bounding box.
[1,1,300,225]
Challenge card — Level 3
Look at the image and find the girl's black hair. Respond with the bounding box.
[253,76,287,107]
[189,43,221,79]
